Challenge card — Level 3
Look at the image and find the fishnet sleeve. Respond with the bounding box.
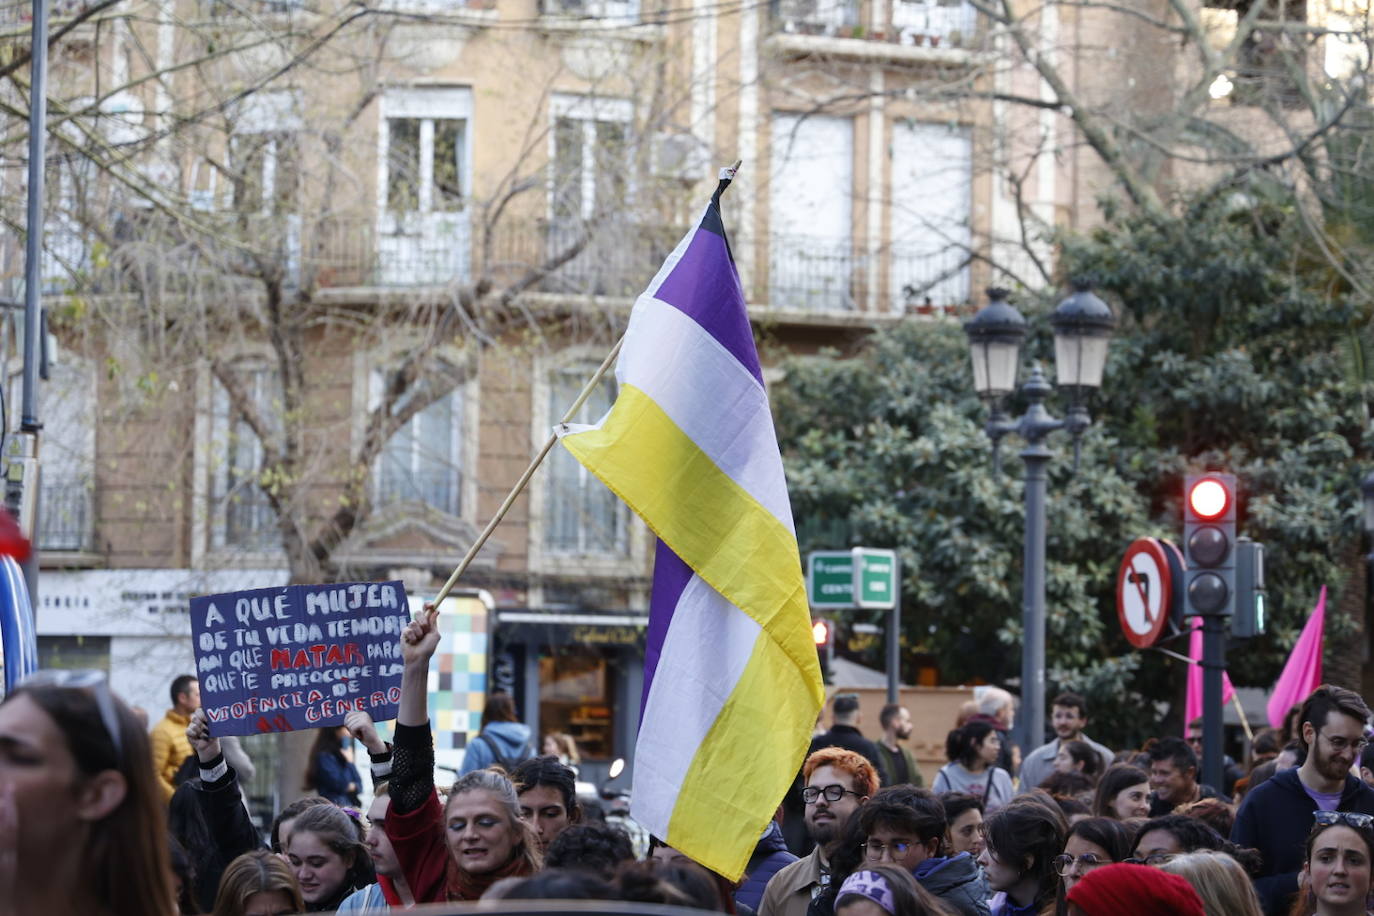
[389,721,436,815]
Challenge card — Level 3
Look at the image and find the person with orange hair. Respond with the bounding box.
[759,747,878,916]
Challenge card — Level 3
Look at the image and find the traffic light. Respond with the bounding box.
[1184,474,1237,620]
[813,618,833,681]
[1232,537,1266,638]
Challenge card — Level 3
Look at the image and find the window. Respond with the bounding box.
[890,0,975,46]
[371,361,466,516]
[545,362,627,555]
[769,113,855,310]
[377,88,473,285]
[210,367,280,550]
[547,95,635,295]
[31,359,97,552]
[230,131,300,216]
[889,120,972,310]
[538,648,612,759]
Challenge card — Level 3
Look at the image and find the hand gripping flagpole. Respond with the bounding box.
[428,162,742,610]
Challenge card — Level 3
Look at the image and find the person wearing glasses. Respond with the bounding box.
[847,786,990,916]
[758,747,878,916]
[1232,685,1374,916]
[1289,811,1374,916]
[1051,817,1133,915]
[0,669,177,916]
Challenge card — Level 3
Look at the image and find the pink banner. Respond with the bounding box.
[1266,586,1326,729]
[1185,615,1235,733]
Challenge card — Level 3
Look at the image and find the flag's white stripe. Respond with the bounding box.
[615,296,796,533]
[631,573,761,835]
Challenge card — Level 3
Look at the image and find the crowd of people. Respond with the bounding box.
[5,614,1374,916]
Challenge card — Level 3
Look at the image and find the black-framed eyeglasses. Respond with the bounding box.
[802,784,860,805]
[18,668,124,761]
[862,840,913,860]
[1053,853,1108,876]
[1124,853,1174,867]
[1315,810,1374,830]
[1318,732,1371,754]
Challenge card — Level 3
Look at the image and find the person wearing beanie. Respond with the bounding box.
[1064,862,1206,916]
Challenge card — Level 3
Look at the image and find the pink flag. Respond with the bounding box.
[1266,586,1326,729]
[1185,615,1235,734]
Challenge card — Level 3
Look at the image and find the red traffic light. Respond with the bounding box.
[812,620,831,645]
[1188,477,1231,521]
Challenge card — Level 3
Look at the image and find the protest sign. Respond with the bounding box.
[190,580,410,736]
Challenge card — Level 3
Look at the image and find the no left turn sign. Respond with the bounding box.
[1116,537,1184,649]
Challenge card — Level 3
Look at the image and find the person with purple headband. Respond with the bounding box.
[835,865,957,915]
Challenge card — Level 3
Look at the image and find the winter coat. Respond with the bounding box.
[915,852,990,916]
[1232,766,1374,916]
[313,749,363,806]
[736,821,799,912]
[459,721,533,775]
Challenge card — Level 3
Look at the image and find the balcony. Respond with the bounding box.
[39,477,95,554]
[540,0,638,23]
[770,0,979,51]
[761,232,970,314]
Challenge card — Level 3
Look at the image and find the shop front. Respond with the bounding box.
[491,609,646,785]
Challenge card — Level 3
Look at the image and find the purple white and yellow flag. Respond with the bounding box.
[555,172,824,881]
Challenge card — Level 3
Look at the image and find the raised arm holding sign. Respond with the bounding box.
[189,580,410,736]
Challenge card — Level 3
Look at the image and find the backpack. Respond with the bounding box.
[474,732,533,772]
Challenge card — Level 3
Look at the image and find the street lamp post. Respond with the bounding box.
[964,284,1116,752]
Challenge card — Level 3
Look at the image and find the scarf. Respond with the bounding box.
[446,849,533,901]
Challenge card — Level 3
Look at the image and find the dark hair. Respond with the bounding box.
[1052,796,1090,820]
[482,692,519,729]
[1135,814,1225,853]
[168,834,197,915]
[946,720,997,767]
[1362,742,1374,773]
[1067,817,1135,862]
[1250,728,1282,761]
[170,674,197,707]
[546,823,635,880]
[269,796,333,853]
[833,693,861,717]
[982,796,1067,910]
[1092,764,1149,818]
[1298,684,1372,753]
[1052,692,1087,719]
[513,754,581,816]
[168,779,222,911]
[1052,817,1135,915]
[1060,739,1102,779]
[1039,771,1095,799]
[857,785,947,846]
[879,703,904,730]
[940,792,984,825]
[615,860,724,911]
[9,684,176,916]
[1146,736,1198,775]
[504,868,615,900]
[303,726,347,794]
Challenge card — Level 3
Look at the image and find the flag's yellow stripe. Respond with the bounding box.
[560,384,823,692]
[663,627,818,880]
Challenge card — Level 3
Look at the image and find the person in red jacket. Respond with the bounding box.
[384,606,542,901]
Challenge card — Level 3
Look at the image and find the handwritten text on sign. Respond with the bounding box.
[189,581,409,736]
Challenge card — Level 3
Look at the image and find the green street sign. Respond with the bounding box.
[807,551,854,608]
[852,547,898,609]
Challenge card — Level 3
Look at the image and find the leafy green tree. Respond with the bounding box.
[774,185,1370,746]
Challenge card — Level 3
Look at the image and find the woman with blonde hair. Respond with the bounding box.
[384,606,543,902]
[1156,850,1262,916]
[212,850,305,916]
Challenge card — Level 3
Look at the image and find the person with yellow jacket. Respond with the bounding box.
[150,674,199,801]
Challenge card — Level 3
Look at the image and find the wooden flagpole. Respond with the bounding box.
[427,159,744,610]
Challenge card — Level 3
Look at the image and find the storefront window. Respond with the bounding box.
[538,649,613,760]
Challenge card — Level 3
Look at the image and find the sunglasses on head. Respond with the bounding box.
[18,668,124,761]
[1314,810,1374,831]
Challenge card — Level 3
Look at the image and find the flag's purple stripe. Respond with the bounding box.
[640,540,693,727]
[653,226,763,385]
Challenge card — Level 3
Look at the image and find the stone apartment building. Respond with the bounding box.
[2,0,1363,798]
